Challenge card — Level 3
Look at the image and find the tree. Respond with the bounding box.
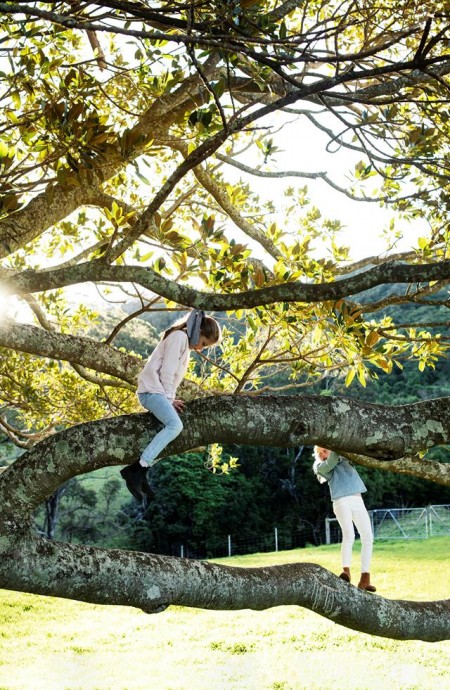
[0,1,450,641]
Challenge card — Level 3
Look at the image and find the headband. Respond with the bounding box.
[186,309,205,346]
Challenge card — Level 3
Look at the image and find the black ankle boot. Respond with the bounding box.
[120,461,147,500]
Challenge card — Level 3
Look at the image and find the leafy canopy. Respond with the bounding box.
[0,1,450,441]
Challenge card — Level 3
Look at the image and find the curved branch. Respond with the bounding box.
[4,259,450,310]
[358,281,450,314]
[216,153,387,204]
[0,535,447,642]
[0,319,204,400]
[0,61,221,260]
[1,395,449,524]
[347,452,450,486]
[171,141,282,259]
[2,40,449,261]
[0,184,100,258]
[1,394,450,642]
[0,320,142,383]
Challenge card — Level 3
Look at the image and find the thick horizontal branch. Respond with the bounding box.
[4,259,450,309]
[0,535,447,642]
[1,393,449,640]
[1,394,449,522]
[0,320,141,383]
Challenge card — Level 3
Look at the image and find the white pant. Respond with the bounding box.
[333,494,374,573]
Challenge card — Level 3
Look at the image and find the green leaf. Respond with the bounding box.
[345,369,355,387]
[11,91,21,109]
[135,168,151,185]
[357,366,367,387]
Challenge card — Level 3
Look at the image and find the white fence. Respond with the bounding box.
[325,504,450,544]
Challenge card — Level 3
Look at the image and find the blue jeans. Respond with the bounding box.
[138,393,183,466]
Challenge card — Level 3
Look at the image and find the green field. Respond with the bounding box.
[0,538,449,690]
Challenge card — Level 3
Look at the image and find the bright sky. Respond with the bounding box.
[257,112,425,261]
[1,100,428,323]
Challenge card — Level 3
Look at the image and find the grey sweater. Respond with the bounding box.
[313,451,367,501]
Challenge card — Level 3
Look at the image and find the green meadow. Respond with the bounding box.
[0,538,449,690]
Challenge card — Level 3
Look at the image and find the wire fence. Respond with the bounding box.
[325,504,450,544]
[167,505,450,560]
[173,521,320,560]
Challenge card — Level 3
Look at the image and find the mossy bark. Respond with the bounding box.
[0,394,449,641]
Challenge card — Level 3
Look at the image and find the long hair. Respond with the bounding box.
[312,446,329,484]
[313,446,322,462]
[162,313,221,344]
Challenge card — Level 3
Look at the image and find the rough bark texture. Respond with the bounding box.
[0,535,448,642]
[0,394,449,641]
[4,259,450,307]
[0,60,221,260]
[1,394,450,521]
[0,320,203,399]
[0,321,141,383]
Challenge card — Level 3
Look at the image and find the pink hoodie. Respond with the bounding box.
[137,330,190,402]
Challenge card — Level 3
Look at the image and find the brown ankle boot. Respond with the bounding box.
[358,572,376,592]
[339,567,351,583]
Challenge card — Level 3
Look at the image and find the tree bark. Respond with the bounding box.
[0,321,141,383]
[0,534,447,642]
[0,320,203,399]
[1,394,449,640]
[4,259,450,307]
[1,394,449,521]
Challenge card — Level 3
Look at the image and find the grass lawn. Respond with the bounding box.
[0,537,449,690]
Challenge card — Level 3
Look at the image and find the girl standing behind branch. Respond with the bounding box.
[313,446,376,592]
[120,309,221,500]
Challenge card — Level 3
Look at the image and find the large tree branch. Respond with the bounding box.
[0,534,447,642]
[0,185,102,258]
[236,59,450,112]
[0,61,221,260]
[1,395,449,523]
[0,320,141,383]
[116,56,450,249]
[4,259,450,309]
[2,34,449,260]
[0,394,449,641]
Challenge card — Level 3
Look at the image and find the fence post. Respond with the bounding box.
[274,527,278,552]
[228,534,232,557]
[325,518,331,545]
[180,545,184,558]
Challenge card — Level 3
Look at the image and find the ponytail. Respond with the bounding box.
[163,310,221,346]
[312,459,329,484]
